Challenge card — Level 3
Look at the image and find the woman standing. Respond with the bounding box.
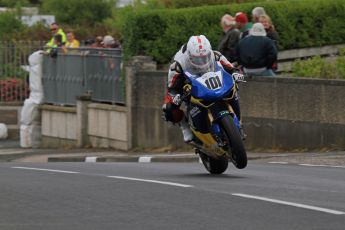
[259,14,279,46]
[259,14,279,71]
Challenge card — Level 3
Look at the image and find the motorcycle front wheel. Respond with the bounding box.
[220,115,247,169]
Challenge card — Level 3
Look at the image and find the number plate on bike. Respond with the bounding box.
[197,71,223,90]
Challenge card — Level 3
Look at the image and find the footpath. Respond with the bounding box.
[1,140,345,165]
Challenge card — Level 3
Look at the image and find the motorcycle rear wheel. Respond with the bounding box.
[199,151,228,174]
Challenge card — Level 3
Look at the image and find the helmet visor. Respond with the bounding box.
[190,52,211,67]
[188,52,214,74]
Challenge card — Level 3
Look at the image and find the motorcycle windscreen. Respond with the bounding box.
[185,64,234,101]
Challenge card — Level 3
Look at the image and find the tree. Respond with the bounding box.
[0,13,24,39]
[28,0,42,5]
[0,0,29,7]
[41,0,114,26]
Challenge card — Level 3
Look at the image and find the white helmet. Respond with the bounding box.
[186,35,214,74]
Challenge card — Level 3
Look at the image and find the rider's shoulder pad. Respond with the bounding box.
[169,61,183,73]
[213,51,222,61]
[181,44,187,53]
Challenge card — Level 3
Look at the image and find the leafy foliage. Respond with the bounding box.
[0,0,28,7]
[167,0,269,8]
[122,0,345,63]
[0,13,24,39]
[41,0,114,26]
[0,79,29,102]
[111,0,270,36]
[292,50,345,79]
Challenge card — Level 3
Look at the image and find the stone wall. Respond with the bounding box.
[0,104,22,140]
[38,54,345,151]
[40,101,129,150]
[240,77,345,150]
[127,65,345,151]
[88,103,128,150]
[41,105,77,147]
[125,57,184,150]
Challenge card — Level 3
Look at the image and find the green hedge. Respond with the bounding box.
[123,0,345,63]
[145,0,270,8]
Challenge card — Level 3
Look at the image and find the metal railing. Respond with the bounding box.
[42,48,124,106]
[0,41,45,103]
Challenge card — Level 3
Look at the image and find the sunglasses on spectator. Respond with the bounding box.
[51,28,57,31]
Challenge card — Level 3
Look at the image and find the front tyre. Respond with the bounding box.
[220,115,247,169]
[199,151,228,174]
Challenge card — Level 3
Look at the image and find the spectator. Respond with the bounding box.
[235,12,252,40]
[102,35,120,48]
[65,31,80,48]
[259,14,279,72]
[252,7,266,23]
[97,35,120,71]
[218,14,240,63]
[235,23,277,77]
[259,14,279,46]
[88,36,103,48]
[49,34,67,57]
[46,22,66,48]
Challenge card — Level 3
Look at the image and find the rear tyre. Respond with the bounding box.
[220,115,247,169]
[199,151,228,174]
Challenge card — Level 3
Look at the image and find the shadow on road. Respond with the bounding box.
[174,173,246,179]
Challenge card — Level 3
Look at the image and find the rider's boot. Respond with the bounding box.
[180,118,193,142]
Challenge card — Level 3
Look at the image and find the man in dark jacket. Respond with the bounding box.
[218,14,240,63]
[236,23,277,76]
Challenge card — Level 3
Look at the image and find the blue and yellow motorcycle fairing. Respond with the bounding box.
[184,62,247,173]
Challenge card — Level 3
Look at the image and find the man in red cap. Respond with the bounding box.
[235,12,253,39]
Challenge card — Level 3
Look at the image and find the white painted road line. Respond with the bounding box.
[107,176,193,188]
[138,156,152,163]
[268,163,345,169]
[12,167,80,174]
[268,162,289,164]
[299,164,328,167]
[330,165,345,169]
[85,157,98,163]
[299,164,345,169]
[232,193,345,215]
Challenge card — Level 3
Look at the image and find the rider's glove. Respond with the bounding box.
[232,73,245,83]
[172,94,182,106]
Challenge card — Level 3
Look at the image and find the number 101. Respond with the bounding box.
[205,76,222,90]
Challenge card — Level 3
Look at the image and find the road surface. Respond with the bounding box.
[0,162,344,229]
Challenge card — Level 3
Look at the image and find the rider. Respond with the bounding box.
[162,35,245,143]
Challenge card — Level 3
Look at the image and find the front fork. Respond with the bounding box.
[209,104,241,147]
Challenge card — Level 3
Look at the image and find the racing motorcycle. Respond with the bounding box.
[182,62,247,174]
